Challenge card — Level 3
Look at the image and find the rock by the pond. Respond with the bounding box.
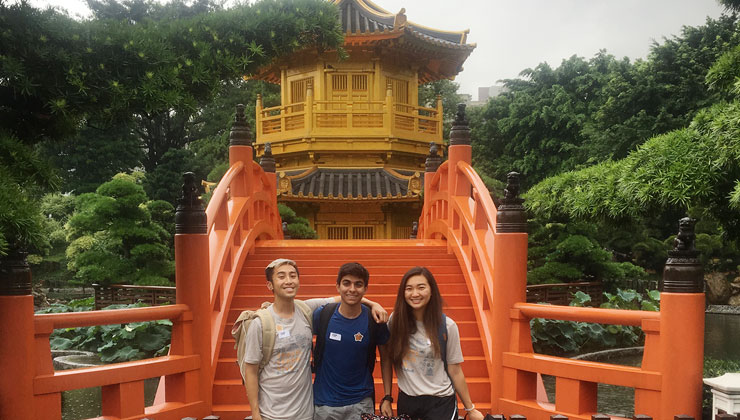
[706,272,732,304]
[52,350,102,370]
[728,294,740,307]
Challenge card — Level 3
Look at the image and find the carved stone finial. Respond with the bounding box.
[425,142,442,173]
[410,221,418,239]
[393,8,407,28]
[661,217,703,293]
[260,142,276,173]
[282,221,291,240]
[229,103,252,146]
[0,250,32,296]
[175,172,207,234]
[496,171,527,233]
[449,103,470,146]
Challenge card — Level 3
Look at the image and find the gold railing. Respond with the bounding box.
[256,94,442,143]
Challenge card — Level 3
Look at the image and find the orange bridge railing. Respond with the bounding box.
[416,106,705,420]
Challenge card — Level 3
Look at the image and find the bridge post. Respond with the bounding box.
[447,104,472,198]
[0,250,42,419]
[424,142,442,213]
[173,172,212,414]
[230,103,254,197]
[491,172,529,412]
[657,217,705,419]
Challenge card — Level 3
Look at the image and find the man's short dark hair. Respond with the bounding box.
[265,258,299,282]
[336,262,369,287]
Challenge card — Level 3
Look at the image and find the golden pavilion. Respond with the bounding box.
[252,0,475,239]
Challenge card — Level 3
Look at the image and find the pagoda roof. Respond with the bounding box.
[253,0,475,83]
[277,167,422,201]
[334,0,470,46]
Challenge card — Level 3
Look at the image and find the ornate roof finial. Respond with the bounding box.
[229,103,252,146]
[393,8,407,28]
[175,172,207,234]
[425,142,442,173]
[260,142,276,173]
[496,171,526,233]
[449,103,470,146]
[661,217,703,293]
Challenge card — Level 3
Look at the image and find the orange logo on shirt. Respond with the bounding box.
[354,332,364,342]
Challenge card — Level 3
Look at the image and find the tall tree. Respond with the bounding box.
[471,15,740,185]
[0,0,344,251]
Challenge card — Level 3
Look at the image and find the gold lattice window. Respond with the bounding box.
[387,77,409,104]
[290,77,313,111]
[327,226,349,240]
[325,225,375,239]
[352,226,374,240]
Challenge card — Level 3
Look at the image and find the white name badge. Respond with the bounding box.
[329,332,342,341]
[277,329,290,339]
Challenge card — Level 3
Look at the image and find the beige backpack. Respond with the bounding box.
[231,299,313,383]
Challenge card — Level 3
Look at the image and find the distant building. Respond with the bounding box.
[478,85,507,102]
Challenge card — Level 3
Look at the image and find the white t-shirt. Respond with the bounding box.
[243,297,333,420]
[393,315,464,397]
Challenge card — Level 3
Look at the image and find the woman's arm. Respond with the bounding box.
[447,363,484,420]
[379,344,394,416]
[244,363,263,420]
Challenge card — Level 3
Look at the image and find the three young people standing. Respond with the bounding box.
[241,259,482,420]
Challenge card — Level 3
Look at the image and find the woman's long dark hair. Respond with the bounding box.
[388,266,445,370]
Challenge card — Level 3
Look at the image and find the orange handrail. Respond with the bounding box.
[205,151,282,373]
[29,303,203,419]
[513,302,660,326]
[35,304,187,329]
[416,154,703,420]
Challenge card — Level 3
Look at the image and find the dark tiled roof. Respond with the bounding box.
[279,168,420,200]
[335,0,472,47]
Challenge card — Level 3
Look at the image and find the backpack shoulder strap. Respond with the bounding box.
[256,308,275,370]
[312,302,339,373]
[294,299,313,328]
[232,308,275,384]
[439,313,448,372]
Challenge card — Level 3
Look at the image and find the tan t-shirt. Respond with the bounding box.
[243,298,333,420]
[394,316,464,397]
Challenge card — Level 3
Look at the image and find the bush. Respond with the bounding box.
[278,203,318,239]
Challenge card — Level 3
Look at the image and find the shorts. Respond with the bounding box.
[314,396,374,420]
[397,390,458,420]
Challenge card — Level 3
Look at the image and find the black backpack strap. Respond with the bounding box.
[312,302,339,374]
[439,313,448,373]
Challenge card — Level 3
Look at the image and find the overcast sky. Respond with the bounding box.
[29,0,728,98]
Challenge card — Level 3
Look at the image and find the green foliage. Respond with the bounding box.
[278,203,317,239]
[39,298,172,362]
[0,133,60,255]
[418,79,461,140]
[530,289,660,356]
[528,221,646,288]
[143,148,204,204]
[472,16,740,185]
[0,0,343,251]
[66,175,174,286]
[40,123,144,194]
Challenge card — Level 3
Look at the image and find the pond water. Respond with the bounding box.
[59,313,740,419]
